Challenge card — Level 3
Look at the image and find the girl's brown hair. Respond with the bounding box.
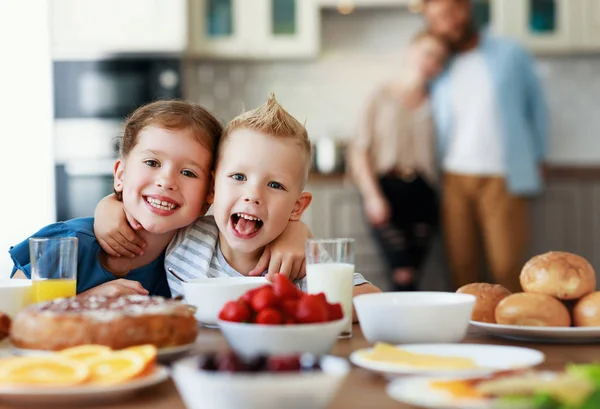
[120,99,223,166]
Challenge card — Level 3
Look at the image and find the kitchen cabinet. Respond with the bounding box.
[580,0,600,49]
[50,0,187,56]
[188,0,319,59]
[318,0,412,8]
[529,182,589,259]
[493,0,578,53]
[492,0,600,53]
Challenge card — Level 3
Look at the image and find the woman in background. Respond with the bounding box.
[347,31,447,291]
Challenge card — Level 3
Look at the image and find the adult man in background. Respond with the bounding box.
[423,0,548,292]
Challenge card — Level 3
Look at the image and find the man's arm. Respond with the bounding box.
[520,47,549,163]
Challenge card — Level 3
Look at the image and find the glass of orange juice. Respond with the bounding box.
[29,237,77,303]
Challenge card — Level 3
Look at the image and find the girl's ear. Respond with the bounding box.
[290,192,312,221]
[199,173,215,216]
[113,159,125,192]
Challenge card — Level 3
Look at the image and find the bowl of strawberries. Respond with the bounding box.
[217,275,348,358]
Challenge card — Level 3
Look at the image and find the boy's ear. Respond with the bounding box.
[113,159,125,193]
[290,192,312,221]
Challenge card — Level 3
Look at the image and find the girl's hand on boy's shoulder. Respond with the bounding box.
[79,279,149,298]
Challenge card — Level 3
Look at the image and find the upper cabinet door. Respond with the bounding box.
[581,0,600,49]
[472,0,492,31]
[252,0,320,58]
[188,0,256,57]
[493,0,580,53]
[51,0,187,55]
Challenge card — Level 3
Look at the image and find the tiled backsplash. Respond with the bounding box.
[187,8,600,163]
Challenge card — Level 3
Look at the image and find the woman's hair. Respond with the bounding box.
[114,99,223,200]
[120,99,223,166]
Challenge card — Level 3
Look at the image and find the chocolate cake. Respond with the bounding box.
[10,295,198,351]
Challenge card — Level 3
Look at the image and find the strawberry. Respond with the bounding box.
[281,298,299,318]
[272,274,301,300]
[250,286,279,312]
[326,302,344,321]
[296,294,328,324]
[218,300,251,323]
[240,285,271,305]
[255,308,283,325]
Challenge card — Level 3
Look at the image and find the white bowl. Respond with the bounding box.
[0,280,32,319]
[172,355,350,409]
[353,292,476,344]
[182,277,269,326]
[218,318,348,359]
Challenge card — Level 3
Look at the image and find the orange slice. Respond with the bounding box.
[122,345,158,377]
[0,356,89,386]
[86,350,147,385]
[59,345,113,362]
[122,345,158,362]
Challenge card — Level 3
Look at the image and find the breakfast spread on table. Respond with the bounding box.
[458,251,598,327]
[0,252,599,408]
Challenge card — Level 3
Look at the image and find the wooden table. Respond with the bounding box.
[9,325,600,409]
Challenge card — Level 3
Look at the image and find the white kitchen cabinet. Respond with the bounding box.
[252,0,320,58]
[188,0,255,58]
[51,0,187,56]
[580,0,600,49]
[318,0,411,8]
[188,0,319,58]
[493,0,582,53]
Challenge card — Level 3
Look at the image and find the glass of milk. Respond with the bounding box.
[306,238,355,338]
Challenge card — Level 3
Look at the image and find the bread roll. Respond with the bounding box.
[573,291,600,327]
[520,251,596,300]
[457,283,511,323]
[495,292,571,327]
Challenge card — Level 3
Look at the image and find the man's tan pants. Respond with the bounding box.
[442,173,530,293]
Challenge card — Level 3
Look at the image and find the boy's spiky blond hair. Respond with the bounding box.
[218,94,312,182]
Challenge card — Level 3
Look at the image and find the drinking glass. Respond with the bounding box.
[306,238,355,338]
[29,237,78,302]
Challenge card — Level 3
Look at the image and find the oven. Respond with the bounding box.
[53,57,182,221]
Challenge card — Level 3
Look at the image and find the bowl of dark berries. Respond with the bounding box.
[171,351,350,409]
[216,275,348,358]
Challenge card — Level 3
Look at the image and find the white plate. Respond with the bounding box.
[349,344,545,377]
[11,343,195,362]
[470,321,600,343]
[0,365,169,406]
[387,376,492,409]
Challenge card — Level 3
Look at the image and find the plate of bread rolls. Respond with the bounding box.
[458,251,600,343]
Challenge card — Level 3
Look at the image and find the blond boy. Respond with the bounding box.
[166,95,380,318]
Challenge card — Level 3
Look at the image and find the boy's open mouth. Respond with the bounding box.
[231,213,263,237]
